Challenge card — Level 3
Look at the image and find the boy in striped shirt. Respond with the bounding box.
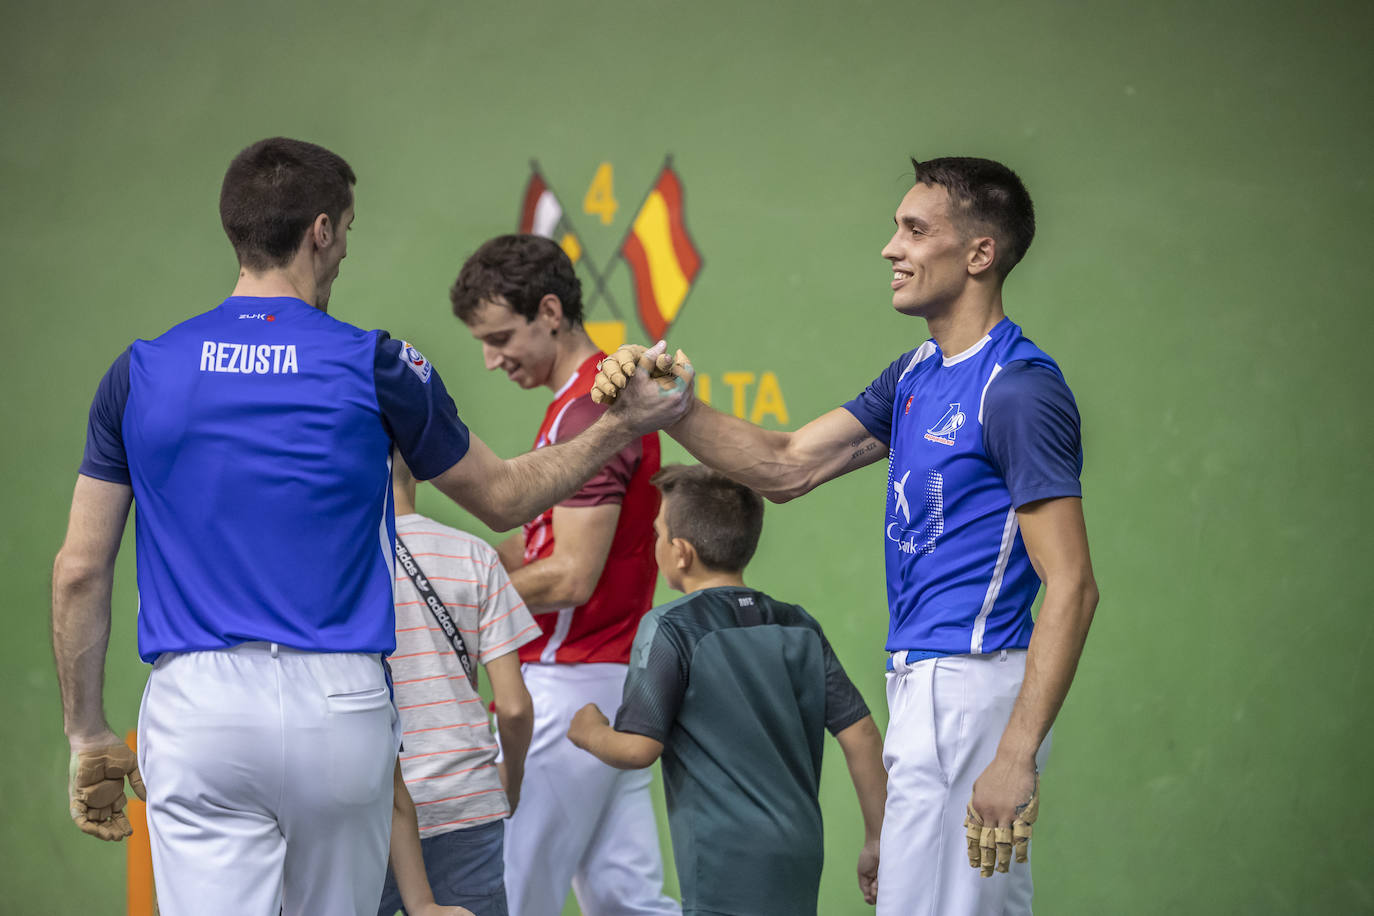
[380,454,539,916]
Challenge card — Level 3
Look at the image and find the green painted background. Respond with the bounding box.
[4,0,1371,912]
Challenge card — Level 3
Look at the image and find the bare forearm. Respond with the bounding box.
[669,402,885,503]
[996,580,1099,763]
[577,722,658,770]
[52,558,116,746]
[508,561,583,612]
[668,401,809,500]
[495,533,525,573]
[495,709,532,790]
[485,419,636,530]
[390,771,437,913]
[837,717,888,842]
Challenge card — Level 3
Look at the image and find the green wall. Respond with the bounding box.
[4,0,1371,912]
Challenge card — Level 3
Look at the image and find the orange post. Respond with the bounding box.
[125,729,155,916]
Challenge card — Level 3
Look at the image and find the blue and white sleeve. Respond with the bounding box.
[78,347,133,484]
[982,361,1083,508]
[841,350,915,446]
[374,334,471,480]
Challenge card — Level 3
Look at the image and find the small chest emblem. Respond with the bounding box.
[904,395,914,416]
[924,403,965,446]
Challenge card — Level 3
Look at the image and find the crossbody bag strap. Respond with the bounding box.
[394,535,478,691]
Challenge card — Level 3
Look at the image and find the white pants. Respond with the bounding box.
[138,643,399,916]
[876,651,1052,916]
[503,663,679,916]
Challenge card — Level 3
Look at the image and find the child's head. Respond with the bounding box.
[651,464,764,591]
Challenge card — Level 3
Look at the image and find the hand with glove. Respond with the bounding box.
[68,734,146,841]
[964,766,1038,876]
[591,342,692,405]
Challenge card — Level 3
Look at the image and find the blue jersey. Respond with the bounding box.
[844,317,1082,655]
[79,296,471,662]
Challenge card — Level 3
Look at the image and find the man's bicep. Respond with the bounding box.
[1016,497,1093,587]
[550,502,620,578]
[429,434,509,529]
[789,408,889,488]
[61,475,134,566]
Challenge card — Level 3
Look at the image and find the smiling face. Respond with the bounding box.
[880,183,985,319]
[462,295,559,389]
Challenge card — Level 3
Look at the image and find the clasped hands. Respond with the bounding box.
[592,342,692,405]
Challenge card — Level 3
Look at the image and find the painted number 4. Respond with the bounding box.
[583,162,618,225]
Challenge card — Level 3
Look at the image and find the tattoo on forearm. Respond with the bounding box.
[847,439,882,466]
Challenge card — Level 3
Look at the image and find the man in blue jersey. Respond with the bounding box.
[50,137,693,916]
[591,157,1099,914]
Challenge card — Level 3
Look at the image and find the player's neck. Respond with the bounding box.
[545,326,601,393]
[926,289,1005,357]
[231,261,320,310]
[679,568,748,594]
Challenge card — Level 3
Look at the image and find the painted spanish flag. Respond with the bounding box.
[620,165,702,339]
[518,168,582,264]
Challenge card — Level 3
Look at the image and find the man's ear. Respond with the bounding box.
[967,235,997,277]
[310,212,333,250]
[537,293,565,331]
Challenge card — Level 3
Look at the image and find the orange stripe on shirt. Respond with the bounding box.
[414,787,506,807]
[401,744,497,761]
[479,602,526,631]
[425,812,505,830]
[482,622,540,654]
[404,762,496,783]
[402,722,490,736]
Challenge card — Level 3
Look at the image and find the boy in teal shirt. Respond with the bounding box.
[567,465,887,915]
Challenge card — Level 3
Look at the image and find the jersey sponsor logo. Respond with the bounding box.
[892,469,912,524]
[399,341,432,383]
[886,468,943,556]
[924,402,965,445]
[198,341,298,374]
[236,312,276,321]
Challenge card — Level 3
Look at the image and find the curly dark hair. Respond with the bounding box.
[450,234,584,326]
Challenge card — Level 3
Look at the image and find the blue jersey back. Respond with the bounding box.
[81,296,471,661]
[846,318,1082,655]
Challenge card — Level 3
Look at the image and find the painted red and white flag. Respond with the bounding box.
[519,171,563,238]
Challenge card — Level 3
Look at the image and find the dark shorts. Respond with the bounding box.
[376,818,508,916]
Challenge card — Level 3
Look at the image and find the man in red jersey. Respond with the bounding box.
[451,235,679,916]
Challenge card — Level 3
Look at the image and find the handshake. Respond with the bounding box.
[592,342,693,405]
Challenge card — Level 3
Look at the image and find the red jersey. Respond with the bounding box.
[519,352,661,664]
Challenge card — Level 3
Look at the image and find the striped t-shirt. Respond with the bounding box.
[393,513,540,836]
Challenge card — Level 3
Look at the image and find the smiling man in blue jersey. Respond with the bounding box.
[50,137,694,916]
[592,157,1099,915]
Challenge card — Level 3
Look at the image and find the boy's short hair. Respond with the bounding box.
[652,465,764,573]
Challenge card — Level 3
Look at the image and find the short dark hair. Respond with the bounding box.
[652,465,764,573]
[450,234,584,326]
[220,138,356,271]
[911,157,1035,277]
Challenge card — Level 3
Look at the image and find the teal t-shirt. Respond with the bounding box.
[615,587,869,916]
